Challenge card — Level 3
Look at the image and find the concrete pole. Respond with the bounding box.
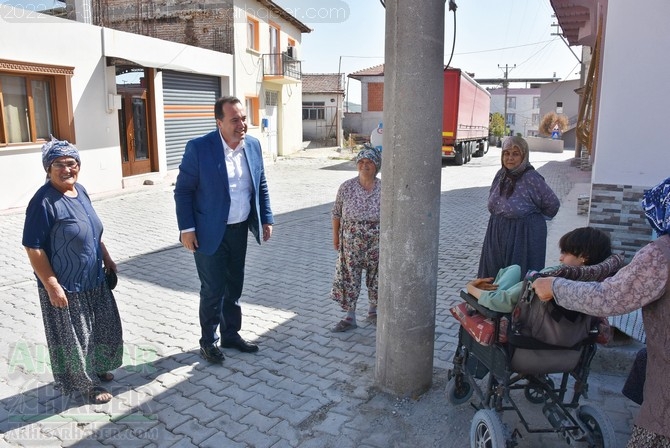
[375,0,445,396]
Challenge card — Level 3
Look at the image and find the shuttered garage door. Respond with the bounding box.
[163,71,221,169]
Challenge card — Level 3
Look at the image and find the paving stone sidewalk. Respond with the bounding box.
[0,146,641,447]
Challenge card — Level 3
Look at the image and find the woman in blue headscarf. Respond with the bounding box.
[533,176,670,447]
[22,137,123,404]
[330,145,382,332]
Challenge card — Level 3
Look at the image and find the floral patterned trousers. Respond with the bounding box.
[331,220,379,311]
[627,426,670,448]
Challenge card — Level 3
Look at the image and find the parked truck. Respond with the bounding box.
[442,68,491,165]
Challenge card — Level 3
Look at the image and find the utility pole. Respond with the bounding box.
[499,63,516,135]
[376,0,445,397]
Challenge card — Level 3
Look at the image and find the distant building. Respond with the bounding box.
[347,64,385,136]
[301,73,344,146]
[489,87,541,138]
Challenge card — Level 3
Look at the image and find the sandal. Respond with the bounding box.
[366,313,377,325]
[97,372,114,382]
[87,386,112,404]
[331,319,357,333]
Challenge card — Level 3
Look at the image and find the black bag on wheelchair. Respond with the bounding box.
[507,254,625,374]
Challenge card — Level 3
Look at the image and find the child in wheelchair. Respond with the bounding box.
[448,227,625,447]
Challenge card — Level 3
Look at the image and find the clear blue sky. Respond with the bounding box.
[274,0,582,105]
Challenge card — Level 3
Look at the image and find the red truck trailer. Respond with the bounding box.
[442,68,491,165]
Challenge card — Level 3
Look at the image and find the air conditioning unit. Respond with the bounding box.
[286,46,296,58]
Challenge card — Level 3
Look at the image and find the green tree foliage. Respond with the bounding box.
[490,112,506,138]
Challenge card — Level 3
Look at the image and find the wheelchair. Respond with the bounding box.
[447,289,616,448]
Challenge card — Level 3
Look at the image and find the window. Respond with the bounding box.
[247,16,259,51]
[302,102,325,120]
[0,60,74,146]
[532,96,540,109]
[532,113,540,125]
[506,96,516,109]
[506,113,515,125]
[245,96,259,126]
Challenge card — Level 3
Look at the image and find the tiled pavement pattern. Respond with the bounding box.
[0,146,642,447]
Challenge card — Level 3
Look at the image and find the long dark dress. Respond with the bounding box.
[478,169,560,278]
[23,183,123,394]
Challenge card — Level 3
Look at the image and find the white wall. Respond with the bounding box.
[302,93,343,140]
[0,5,234,210]
[0,10,121,210]
[592,0,670,187]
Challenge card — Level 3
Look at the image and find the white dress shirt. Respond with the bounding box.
[222,136,252,225]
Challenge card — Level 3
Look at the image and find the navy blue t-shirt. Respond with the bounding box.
[23,183,105,292]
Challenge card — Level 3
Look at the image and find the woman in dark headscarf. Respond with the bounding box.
[533,176,670,448]
[22,137,123,404]
[477,136,560,278]
[330,145,382,332]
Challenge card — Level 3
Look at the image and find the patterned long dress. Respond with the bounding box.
[23,183,123,394]
[551,235,670,447]
[478,169,560,278]
[330,177,381,311]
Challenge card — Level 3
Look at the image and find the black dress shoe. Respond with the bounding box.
[221,338,259,353]
[200,345,225,363]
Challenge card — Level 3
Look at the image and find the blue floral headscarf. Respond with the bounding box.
[641,176,670,236]
[356,144,382,174]
[41,135,81,172]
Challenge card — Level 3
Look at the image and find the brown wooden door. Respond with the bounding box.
[119,90,152,177]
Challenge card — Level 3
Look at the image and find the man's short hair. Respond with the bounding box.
[215,96,242,120]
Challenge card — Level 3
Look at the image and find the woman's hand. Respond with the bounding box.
[531,277,555,301]
[101,241,117,272]
[44,280,68,308]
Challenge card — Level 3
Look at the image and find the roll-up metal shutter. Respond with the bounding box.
[163,71,221,169]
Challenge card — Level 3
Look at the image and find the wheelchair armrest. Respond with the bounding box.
[460,289,506,320]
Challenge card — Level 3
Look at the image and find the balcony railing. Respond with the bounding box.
[262,53,302,82]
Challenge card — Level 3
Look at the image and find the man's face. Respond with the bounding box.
[216,101,248,148]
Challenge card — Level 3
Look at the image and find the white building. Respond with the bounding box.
[301,74,345,146]
[489,87,541,138]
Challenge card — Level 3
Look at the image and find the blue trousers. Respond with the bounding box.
[193,221,248,347]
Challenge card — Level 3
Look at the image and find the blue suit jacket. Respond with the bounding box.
[174,130,274,256]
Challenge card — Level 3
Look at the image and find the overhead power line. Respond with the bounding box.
[455,39,556,55]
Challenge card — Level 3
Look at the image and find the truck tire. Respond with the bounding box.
[454,146,464,165]
[474,141,487,157]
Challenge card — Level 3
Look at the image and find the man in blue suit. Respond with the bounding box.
[174,96,274,363]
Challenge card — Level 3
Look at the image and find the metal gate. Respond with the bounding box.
[163,71,221,169]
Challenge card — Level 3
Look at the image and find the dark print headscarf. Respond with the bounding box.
[41,135,81,172]
[641,176,670,236]
[356,144,382,174]
[499,136,534,198]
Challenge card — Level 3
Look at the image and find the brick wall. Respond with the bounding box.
[589,183,653,261]
[367,82,384,112]
[91,0,234,54]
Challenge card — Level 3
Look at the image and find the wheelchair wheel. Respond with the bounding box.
[524,376,555,404]
[470,409,508,448]
[577,405,616,448]
[446,376,473,405]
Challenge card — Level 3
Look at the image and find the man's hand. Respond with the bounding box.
[262,224,273,242]
[532,277,555,301]
[181,231,199,252]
